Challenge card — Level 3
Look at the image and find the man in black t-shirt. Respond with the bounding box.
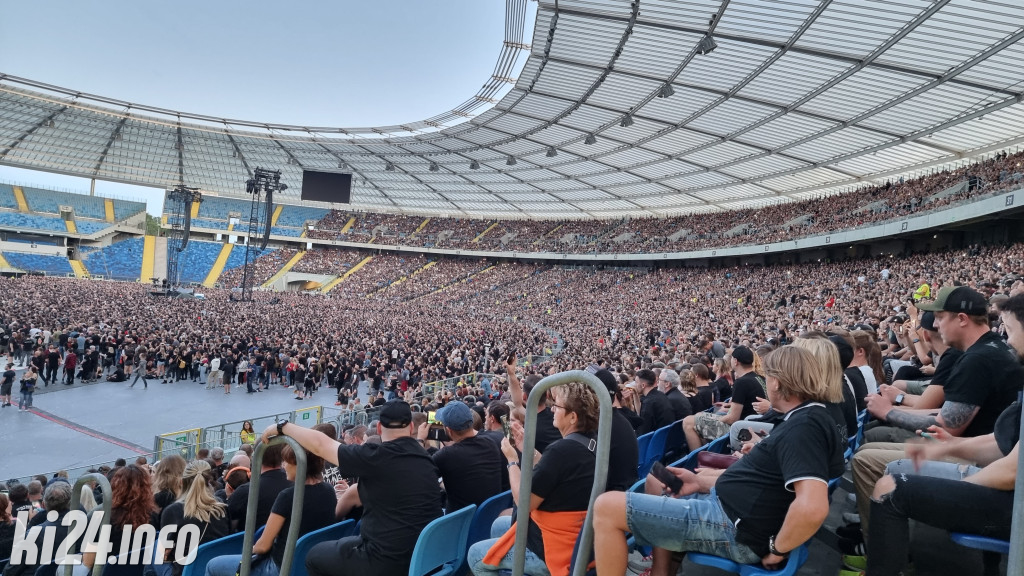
[659,368,693,422]
[636,369,675,435]
[683,346,765,448]
[853,286,1024,536]
[418,400,503,512]
[264,400,441,576]
[227,443,291,532]
[1,362,14,407]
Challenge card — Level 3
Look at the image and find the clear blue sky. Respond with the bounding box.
[0,0,529,215]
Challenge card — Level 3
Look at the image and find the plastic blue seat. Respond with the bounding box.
[290,519,357,576]
[409,504,476,576]
[705,434,731,455]
[663,418,687,462]
[467,491,514,548]
[180,532,244,576]
[639,423,673,477]
[950,533,1010,554]
[636,432,653,477]
[688,542,809,576]
[951,533,1008,576]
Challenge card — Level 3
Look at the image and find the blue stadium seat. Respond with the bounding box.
[173,241,226,284]
[950,533,1008,576]
[639,421,681,477]
[636,432,653,477]
[76,220,113,235]
[0,212,68,233]
[290,519,357,576]
[3,252,73,275]
[466,491,513,567]
[196,196,251,220]
[0,184,18,209]
[687,542,809,576]
[190,218,230,231]
[275,205,328,227]
[271,226,303,237]
[83,238,144,280]
[180,532,244,576]
[409,504,476,576]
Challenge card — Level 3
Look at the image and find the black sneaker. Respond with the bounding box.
[839,535,866,556]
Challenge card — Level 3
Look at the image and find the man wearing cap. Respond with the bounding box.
[682,346,765,449]
[847,286,1023,549]
[263,399,441,576]
[418,400,504,512]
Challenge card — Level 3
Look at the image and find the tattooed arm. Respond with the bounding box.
[884,401,979,436]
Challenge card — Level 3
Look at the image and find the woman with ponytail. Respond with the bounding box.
[160,460,231,576]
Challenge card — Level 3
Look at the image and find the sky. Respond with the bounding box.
[0,0,528,215]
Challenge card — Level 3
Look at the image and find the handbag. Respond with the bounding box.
[696,451,741,470]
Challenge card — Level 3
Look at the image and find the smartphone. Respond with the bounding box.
[500,415,513,442]
[918,431,938,441]
[650,462,683,494]
[507,353,516,365]
[427,411,436,424]
[427,425,450,442]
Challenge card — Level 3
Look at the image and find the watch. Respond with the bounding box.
[276,418,289,436]
[894,393,905,406]
[507,461,520,469]
[768,535,790,558]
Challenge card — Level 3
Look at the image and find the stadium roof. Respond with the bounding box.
[1,0,1023,220]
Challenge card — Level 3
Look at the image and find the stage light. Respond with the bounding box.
[506,156,517,166]
[385,161,395,171]
[547,146,558,157]
[585,134,597,145]
[470,160,480,170]
[620,115,634,128]
[429,162,439,172]
[659,84,675,98]
[698,35,717,55]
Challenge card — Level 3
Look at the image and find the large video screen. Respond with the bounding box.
[300,170,352,204]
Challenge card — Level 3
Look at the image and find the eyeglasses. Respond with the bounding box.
[549,402,567,412]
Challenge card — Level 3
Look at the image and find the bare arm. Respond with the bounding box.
[965,442,1018,491]
[262,422,342,465]
[506,358,524,409]
[721,401,744,426]
[765,480,830,566]
[884,401,978,436]
[253,512,284,555]
[335,482,362,519]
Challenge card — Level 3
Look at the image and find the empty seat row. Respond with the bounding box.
[2,252,73,275]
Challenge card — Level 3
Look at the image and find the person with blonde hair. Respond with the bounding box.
[160,460,231,576]
[152,454,187,522]
[592,345,845,576]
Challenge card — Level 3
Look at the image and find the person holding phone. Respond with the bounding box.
[592,346,845,575]
[417,400,504,512]
[468,381,601,576]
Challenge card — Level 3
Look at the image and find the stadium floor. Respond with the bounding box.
[1,372,368,480]
[0,376,1000,575]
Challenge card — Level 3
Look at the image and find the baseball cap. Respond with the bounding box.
[920,311,938,332]
[916,286,988,315]
[379,400,413,429]
[731,345,755,366]
[593,368,618,397]
[436,401,474,431]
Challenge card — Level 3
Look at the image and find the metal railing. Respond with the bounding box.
[65,473,112,576]
[513,370,612,576]
[240,436,306,576]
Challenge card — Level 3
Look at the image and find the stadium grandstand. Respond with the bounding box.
[2,1,1024,575]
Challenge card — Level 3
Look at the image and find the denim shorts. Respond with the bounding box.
[626,489,761,565]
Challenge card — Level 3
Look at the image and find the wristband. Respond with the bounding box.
[276,418,288,436]
[768,535,790,558]
[507,461,520,469]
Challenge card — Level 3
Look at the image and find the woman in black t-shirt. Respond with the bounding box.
[80,465,158,569]
[204,438,337,576]
[468,381,599,576]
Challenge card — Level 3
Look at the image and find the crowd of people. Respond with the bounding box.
[4,203,1024,575]
[297,150,1024,255]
